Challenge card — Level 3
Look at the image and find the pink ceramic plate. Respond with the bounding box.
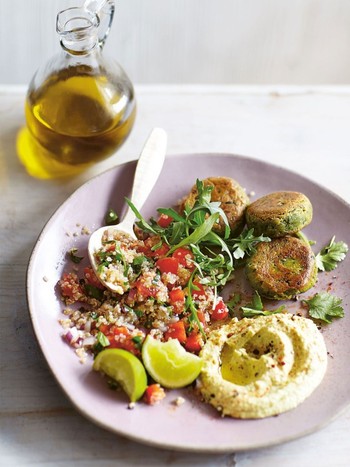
[27,154,350,452]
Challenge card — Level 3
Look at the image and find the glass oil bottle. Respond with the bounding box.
[17,1,136,178]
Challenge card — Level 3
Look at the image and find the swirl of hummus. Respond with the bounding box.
[198,314,327,418]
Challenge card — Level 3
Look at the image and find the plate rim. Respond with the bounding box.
[26,152,350,453]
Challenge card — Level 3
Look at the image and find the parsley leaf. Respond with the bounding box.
[315,236,348,272]
[302,292,344,323]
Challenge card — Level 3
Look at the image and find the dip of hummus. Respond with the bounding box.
[198,314,327,418]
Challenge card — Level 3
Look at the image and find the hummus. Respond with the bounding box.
[198,314,327,418]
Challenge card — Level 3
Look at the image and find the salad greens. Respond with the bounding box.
[126,179,270,291]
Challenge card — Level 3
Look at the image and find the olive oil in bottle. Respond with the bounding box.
[17,3,136,178]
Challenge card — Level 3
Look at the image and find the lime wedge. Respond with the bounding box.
[141,335,202,388]
[93,348,148,402]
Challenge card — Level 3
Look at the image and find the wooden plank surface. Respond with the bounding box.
[1,85,350,465]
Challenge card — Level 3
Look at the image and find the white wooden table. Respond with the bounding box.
[1,85,349,466]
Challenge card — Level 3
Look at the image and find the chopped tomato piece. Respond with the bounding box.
[157,213,174,228]
[196,310,207,326]
[169,287,186,314]
[172,247,195,269]
[152,243,170,259]
[185,330,203,353]
[164,321,187,344]
[143,384,166,405]
[211,299,229,321]
[98,324,109,335]
[142,236,170,258]
[134,278,158,299]
[156,257,179,275]
[104,325,142,356]
[169,287,185,303]
[84,267,105,289]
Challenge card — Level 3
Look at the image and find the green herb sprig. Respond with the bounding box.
[302,292,344,323]
[316,236,348,272]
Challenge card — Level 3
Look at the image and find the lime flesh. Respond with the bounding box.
[93,348,148,402]
[141,335,202,388]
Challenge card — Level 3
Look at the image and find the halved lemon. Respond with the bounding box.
[93,348,148,402]
[141,335,202,388]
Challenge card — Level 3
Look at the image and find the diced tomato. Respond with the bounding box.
[156,257,179,275]
[142,237,170,258]
[164,321,187,344]
[185,330,203,353]
[134,278,158,299]
[152,243,170,258]
[211,299,229,321]
[98,324,109,334]
[157,213,174,228]
[196,310,207,326]
[172,247,195,269]
[83,267,105,289]
[104,325,142,356]
[169,287,185,314]
[143,384,166,405]
[191,280,207,299]
[169,287,185,303]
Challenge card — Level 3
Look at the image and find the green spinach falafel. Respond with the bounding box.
[246,191,312,238]
[246,236,317,300]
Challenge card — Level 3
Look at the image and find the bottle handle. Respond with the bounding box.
[84,0,115,48]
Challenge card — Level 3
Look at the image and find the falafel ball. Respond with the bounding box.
[246,236,317,300]
[180,177,250,236]
[246,191,313,238]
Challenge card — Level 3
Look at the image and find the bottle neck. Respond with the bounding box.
[56,7,100,55]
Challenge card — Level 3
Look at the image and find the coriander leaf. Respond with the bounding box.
[316,236,348,272]
[302,292,344,323]
[68,248,84,264]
